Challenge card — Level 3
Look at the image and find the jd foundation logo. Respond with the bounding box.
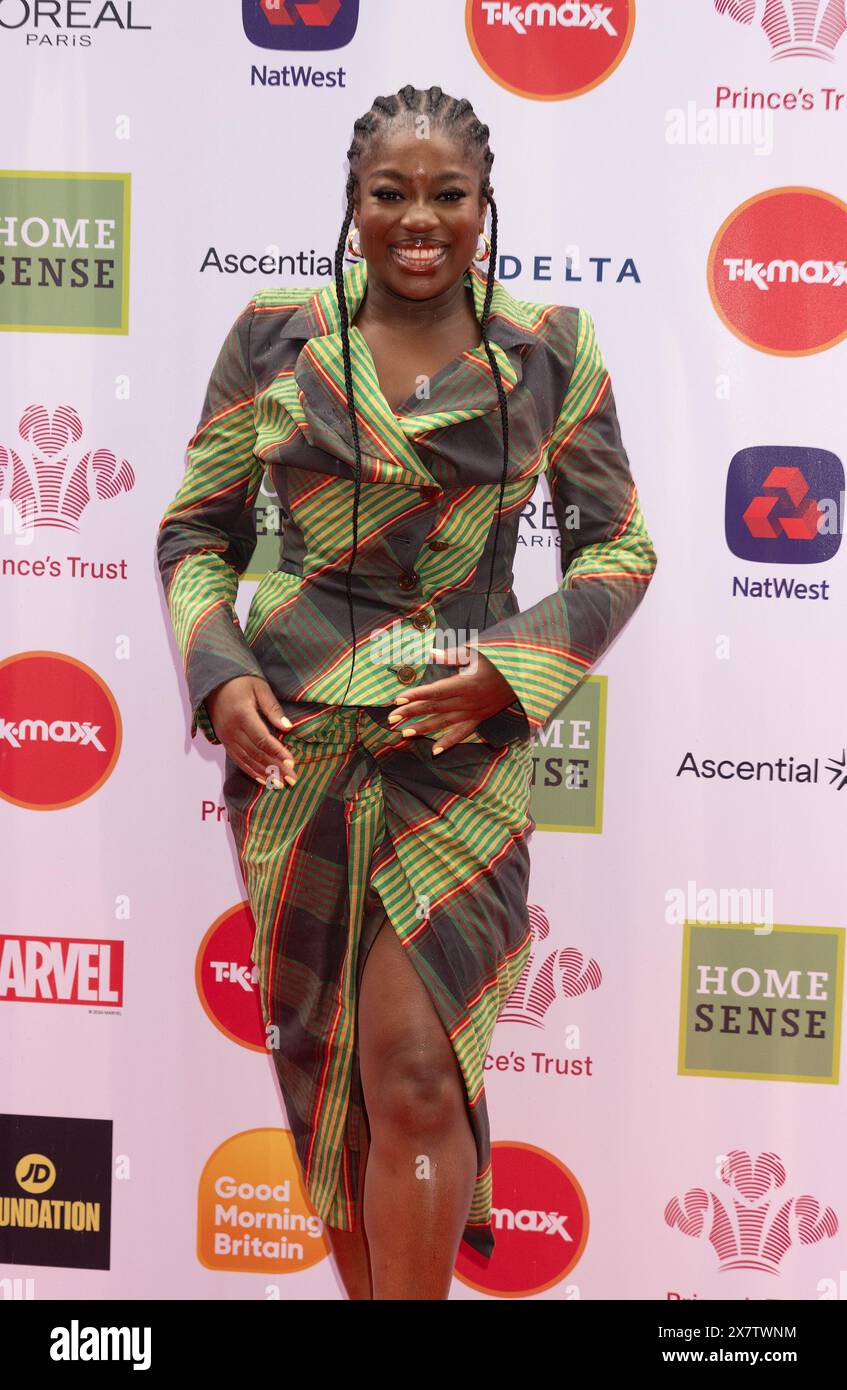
[529,675,606,831]
[0,652,122,811]
[0,1113,113,1270]
[715,0,847,61]
[725,445,844,565]
[454,1142,589,1297]
[666,1149,838,1275]
[195,902,267,1051]
[242,0,359,49]
[678,920,844,1082]
[707,186,847,355]
[0,172,130,334]
[466,0,635,100]
[197,1129,328,1273]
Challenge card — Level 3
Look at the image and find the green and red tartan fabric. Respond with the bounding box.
[155,261,657,1258]
[155,258,657,746]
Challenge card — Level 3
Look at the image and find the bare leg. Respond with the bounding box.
[357,917,479,1300]
[323,1113,373,1300]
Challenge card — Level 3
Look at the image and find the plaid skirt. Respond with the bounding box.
[222,698,535,1260]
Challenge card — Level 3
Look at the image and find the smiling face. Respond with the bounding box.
[352,122,490,300]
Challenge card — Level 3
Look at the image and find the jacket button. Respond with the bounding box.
[396,665,417,684]
[410,612,432,630]
[419,485,440,502]
[398,569,419,590]
[428,538,450,552]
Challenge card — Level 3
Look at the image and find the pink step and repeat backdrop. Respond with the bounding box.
[2,0,846,1301]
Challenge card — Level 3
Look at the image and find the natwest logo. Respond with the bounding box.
[243,0,359,50]
[455,1142,589,1297]
[0,652,121,810]
[707,187,847,354]
[466,0,634,100]
[715,0,847,62]
[0,935,124,1008]
[725,445,844,564]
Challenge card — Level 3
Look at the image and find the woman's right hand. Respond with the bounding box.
[205,675,298,788]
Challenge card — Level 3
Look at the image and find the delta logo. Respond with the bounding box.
[466,0,635,100]
[455,1142,589,1298]
[0,935,124,1008]
[714,0,847,61]
[666,1149,838,1275]
[242,0,359,50]
[195,902,267,1051]
[707,186,847,355]
[0,653,121,810]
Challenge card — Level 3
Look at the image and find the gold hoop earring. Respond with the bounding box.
[473,232,491,263]
[347,227,362,258]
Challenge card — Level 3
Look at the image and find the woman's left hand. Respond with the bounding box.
[388,644,519,754]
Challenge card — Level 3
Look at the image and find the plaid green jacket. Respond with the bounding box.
[156,259,657,746]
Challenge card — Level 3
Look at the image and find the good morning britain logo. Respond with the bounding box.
[707,186,847,355]
[466,0,635,99]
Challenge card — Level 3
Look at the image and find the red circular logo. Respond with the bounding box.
[0,651,121,811]
[456,1141,589,1296]
[466,0,635,100]
[196,902,267,1051]
[707,186,847,356]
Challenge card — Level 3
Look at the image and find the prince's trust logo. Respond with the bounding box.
[665,1150,838,1275]
[0,405,135,533]
[499,904,602,1027]
[715,0,847,61]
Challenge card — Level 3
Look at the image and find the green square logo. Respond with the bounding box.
[529,675,606,833]
[679,921,844,1083]
[0,171,131,333]
[247,474,284,579]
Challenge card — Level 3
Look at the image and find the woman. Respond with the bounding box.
[156,85,658,1300]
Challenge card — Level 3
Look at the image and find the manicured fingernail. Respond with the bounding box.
[401,727,417,737]
[279,716,293,729]
[432,745,443,756]
[284,774,297,786]
[387,711,402,723]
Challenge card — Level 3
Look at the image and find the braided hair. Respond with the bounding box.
[333,84,510,704]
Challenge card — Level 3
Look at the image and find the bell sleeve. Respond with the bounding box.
[466,307,658,735]
[155,296,267,745]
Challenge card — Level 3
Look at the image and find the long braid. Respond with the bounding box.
[333,173,364,706]
[334,85,508,705]
[475,189,508,636]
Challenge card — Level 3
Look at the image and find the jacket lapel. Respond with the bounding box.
[275,258,540,487]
